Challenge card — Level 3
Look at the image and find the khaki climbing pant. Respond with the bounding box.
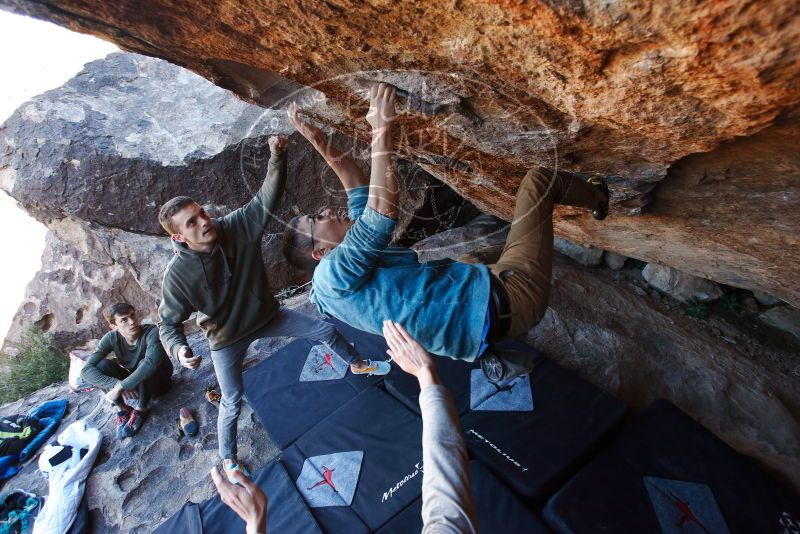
[487,167,599,337]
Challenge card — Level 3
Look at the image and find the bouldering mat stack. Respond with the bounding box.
[243,337,382,448]
[153,458,322,534]
[280,386,424,532]
[543,399,800,534]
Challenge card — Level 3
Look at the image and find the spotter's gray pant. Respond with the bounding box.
[210,308,360,460]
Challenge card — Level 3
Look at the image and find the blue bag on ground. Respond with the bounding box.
[0,399,68,480]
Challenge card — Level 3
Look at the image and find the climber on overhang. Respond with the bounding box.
[282,82,610,383]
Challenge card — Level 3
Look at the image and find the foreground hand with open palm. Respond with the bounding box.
[211,466,267,534]
[382,320,440,388]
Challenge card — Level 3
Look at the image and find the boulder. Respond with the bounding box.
[2,0,799,305]
[760,306,800,342]
[3,220,170,351]
[1,52,456,351]
[603,251,627,271]
[554,237,604,267]
[641,263,724,303]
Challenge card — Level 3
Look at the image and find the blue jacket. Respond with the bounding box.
[310,187,490,360]
[0,399,67,480]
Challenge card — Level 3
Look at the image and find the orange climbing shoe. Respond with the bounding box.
[350,359,391,377]
[205,386,221,406]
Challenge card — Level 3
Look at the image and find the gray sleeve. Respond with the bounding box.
[80,333,118,390]
[219,154,287,242]
[158,272,193,359]
[419,385,478,534]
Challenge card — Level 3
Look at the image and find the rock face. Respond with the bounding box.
[641,263,724,303]
[412,214,507,263]
[2,52,467,351]
[603,251,627,271]
[556,113,800,306]
[5,222,170,350]
[1,0,798,305]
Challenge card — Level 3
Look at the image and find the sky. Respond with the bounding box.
[0,10,117,343]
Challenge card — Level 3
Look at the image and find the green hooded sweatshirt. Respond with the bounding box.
[158,154,287,358]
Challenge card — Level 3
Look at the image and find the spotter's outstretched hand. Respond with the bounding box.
[382,320,436,384]
[211,466,267,534]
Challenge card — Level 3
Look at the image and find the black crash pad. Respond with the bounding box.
[243,336,382,448]
[383,354,476,417]
[383,337,541,417]
[376,460,552,534]
[543,399,800,534]
[154,458,322,534]
[281,386,424,532]
[461,357,627,505]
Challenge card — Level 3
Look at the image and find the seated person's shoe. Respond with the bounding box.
[350,359,391,377]
[179,407,198,437]
[587,177,610,221]
[480,349,535,385]
[224,459,251,484]
[115,408,132,439]
[125,409,145,436]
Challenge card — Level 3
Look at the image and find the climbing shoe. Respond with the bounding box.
[115,408,133,439]
[350,359,391,377]
[205,386,221,406]
[480,349,535,385]
[125,409,145,436]
[587,176,610,221]
[179,407,198,437]
[224,459,251,484]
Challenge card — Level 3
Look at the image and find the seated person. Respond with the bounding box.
[81,303,173,438]
[209,319,477,534]
[282,83,609,382]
